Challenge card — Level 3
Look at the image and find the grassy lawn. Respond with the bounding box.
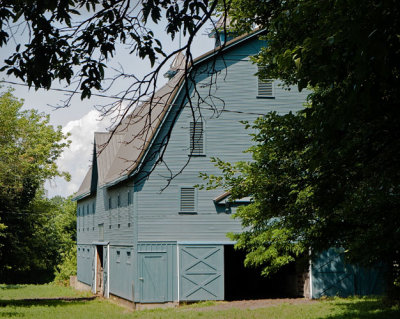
[0,284,91,300]
[0,284,399,318]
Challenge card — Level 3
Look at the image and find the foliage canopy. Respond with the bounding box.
[0,89,73,283]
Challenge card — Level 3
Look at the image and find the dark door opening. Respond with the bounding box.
[224,245,309,300]
[96,245,104,294]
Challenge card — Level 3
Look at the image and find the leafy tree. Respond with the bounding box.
[0,0,221,100]
[52,195,77,285]
[201,0,400,292]
[0,89,71,283]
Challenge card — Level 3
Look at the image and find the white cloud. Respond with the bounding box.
[45,110,112,198]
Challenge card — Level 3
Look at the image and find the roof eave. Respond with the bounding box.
[100,29,265,188]
[72,191,92,201]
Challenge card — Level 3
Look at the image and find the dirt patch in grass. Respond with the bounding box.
[183,298,316,311]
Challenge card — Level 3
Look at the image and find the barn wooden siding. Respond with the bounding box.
[135,36,308,243]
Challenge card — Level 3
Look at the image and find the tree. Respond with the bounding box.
[0,0,223,100]
[0,89,71,282]
[52,195,77,285]
[200,0,400,290]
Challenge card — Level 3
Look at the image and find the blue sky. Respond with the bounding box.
[1,14,216,198]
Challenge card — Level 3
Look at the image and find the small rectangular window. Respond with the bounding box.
[180,187,196,213]
[128,190,132,205]
[117,194,121,207]
[126,251,131,264]
[128,222,131,228]
[118,224,120,229]
[257,66,274,98]
[98,223,104,240]
[116,250,121,263]
[189,121,204,155]
[108,197,112,210]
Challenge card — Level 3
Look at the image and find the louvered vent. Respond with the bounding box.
[257,66,274,97]
[190,122,204,155]
[180,187,196,212]
[258,78,273,97]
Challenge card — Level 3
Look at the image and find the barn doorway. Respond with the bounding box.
[96,245,104,295]
[224,245,309,300]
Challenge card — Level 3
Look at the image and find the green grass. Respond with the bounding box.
[0,285,399,318]
[0,283,91,300]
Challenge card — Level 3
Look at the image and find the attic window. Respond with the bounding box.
[189,121,204,155]
[128,190,132,205]
[180,187,197,213]
[257,67,274,98]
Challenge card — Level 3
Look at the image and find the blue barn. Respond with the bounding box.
[73,29,384,304]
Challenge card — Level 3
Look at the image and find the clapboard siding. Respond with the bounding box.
[77,180,135,246]
[136,37,308,242]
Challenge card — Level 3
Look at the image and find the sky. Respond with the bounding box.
[1,10,216,198]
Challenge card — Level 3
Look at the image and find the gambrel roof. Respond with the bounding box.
[74,29,264,200]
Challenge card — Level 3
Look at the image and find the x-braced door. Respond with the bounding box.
[179,245,224,301]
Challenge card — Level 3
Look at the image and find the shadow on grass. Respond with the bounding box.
[318,298,399,319]
[0,311,24,317]
[0,286,25,290]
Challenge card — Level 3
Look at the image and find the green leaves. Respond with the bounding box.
[1,0,215,99]
[0,89,72,283]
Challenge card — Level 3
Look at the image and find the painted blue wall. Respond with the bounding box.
[135,36,308,243]
[77,181,135,246]
[77,180,136,299]
[312,248,386,298]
